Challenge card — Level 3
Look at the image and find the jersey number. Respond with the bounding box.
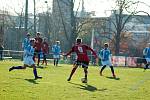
[78,47,83,53]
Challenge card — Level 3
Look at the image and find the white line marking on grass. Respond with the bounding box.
[130,74,150,90]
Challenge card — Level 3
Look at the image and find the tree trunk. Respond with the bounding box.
[70,0,78,46]
[115,31,121,55]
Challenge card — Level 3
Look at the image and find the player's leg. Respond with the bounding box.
[110,66,116,78]
[42,53,45,65]
[53,55,56,66]
[82,61,89,83]
[31,64,42,79]
[144,63,149,71]
[9,64,27,71]
[144,58,150,71]
[54,58,56,66]
[100,65,106,76]
[83,67,88,83]
[56,58,59,66]
[44,54,47,66]
[67,63,78,81]
[0,51,2,60]
[37,51,40,66]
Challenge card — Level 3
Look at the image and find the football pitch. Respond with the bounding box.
[0,60,150,100]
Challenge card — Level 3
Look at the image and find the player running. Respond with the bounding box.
[99,43,116,78]
[64,38,98,83]
[41,38,49,66]
[143,43,150,71]
[52,41,61,66]
[9,39,42,80]
[33,32,43,66]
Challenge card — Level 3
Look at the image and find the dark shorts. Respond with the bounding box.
[34,50,41,55]
[74,60,89,68]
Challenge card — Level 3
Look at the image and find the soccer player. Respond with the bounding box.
[33,32,43,66]
[99,43,116,78]
[9,39,42,79]
[143,43,150,71]
[41,38,49,66]
[52,41,61,66]
[64,38,98,83]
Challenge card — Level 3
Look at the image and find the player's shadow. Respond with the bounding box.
[55,65,62,67]
[36,66,45,69]
[68,82,97,92]
[106,76,120,80]
[24,79,39,84]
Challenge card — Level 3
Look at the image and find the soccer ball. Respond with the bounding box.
[81,78,87,83]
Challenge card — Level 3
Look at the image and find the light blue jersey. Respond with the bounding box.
[99,48,111,61]
[23,44,35,65]
[23,38,30,50]
[143,47,150,58]
[52,45,61,55]
[24,45,35,57]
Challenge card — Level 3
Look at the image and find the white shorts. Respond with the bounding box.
[53,55,60,59]
[146,58,150,63]
[101,60,112,66]
[23,56,34,66]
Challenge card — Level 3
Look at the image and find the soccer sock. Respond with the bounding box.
[45,60,47,65]
[56,59,58,66]
[110,66,115,75]
[33,69,38,78]
[144,64,149,70]
[13,66,23,69]
[42,60,44,64]
[37,54,40,65]
[84,68,88,79]
[43,56,46,64]
[100,65,106,73]
[69,67,77,79]
[54,59,56,66]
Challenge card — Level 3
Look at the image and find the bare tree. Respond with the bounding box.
[108,0,150,55]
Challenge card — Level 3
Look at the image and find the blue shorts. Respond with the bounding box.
[23,56,34,66]
[53,55,60,59]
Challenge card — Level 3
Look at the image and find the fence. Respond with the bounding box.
[0,50,145,67]
[111,56,144,68]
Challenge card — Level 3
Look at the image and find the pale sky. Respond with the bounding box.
[0,0,150,17]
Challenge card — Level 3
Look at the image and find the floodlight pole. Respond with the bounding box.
[25,0,28,33]
[33,0,36,34]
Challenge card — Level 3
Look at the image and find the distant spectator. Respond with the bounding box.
[143,43,150,71]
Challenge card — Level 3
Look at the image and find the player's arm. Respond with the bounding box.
[59,46,61,54]
[143,48,147,58]
[52,45,55,53]
[98,50,103,59]
[86,45,98,58]
[64,47,74,56]
[86,45,99,65]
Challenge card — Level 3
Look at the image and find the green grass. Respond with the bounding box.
[0,60,150,100]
